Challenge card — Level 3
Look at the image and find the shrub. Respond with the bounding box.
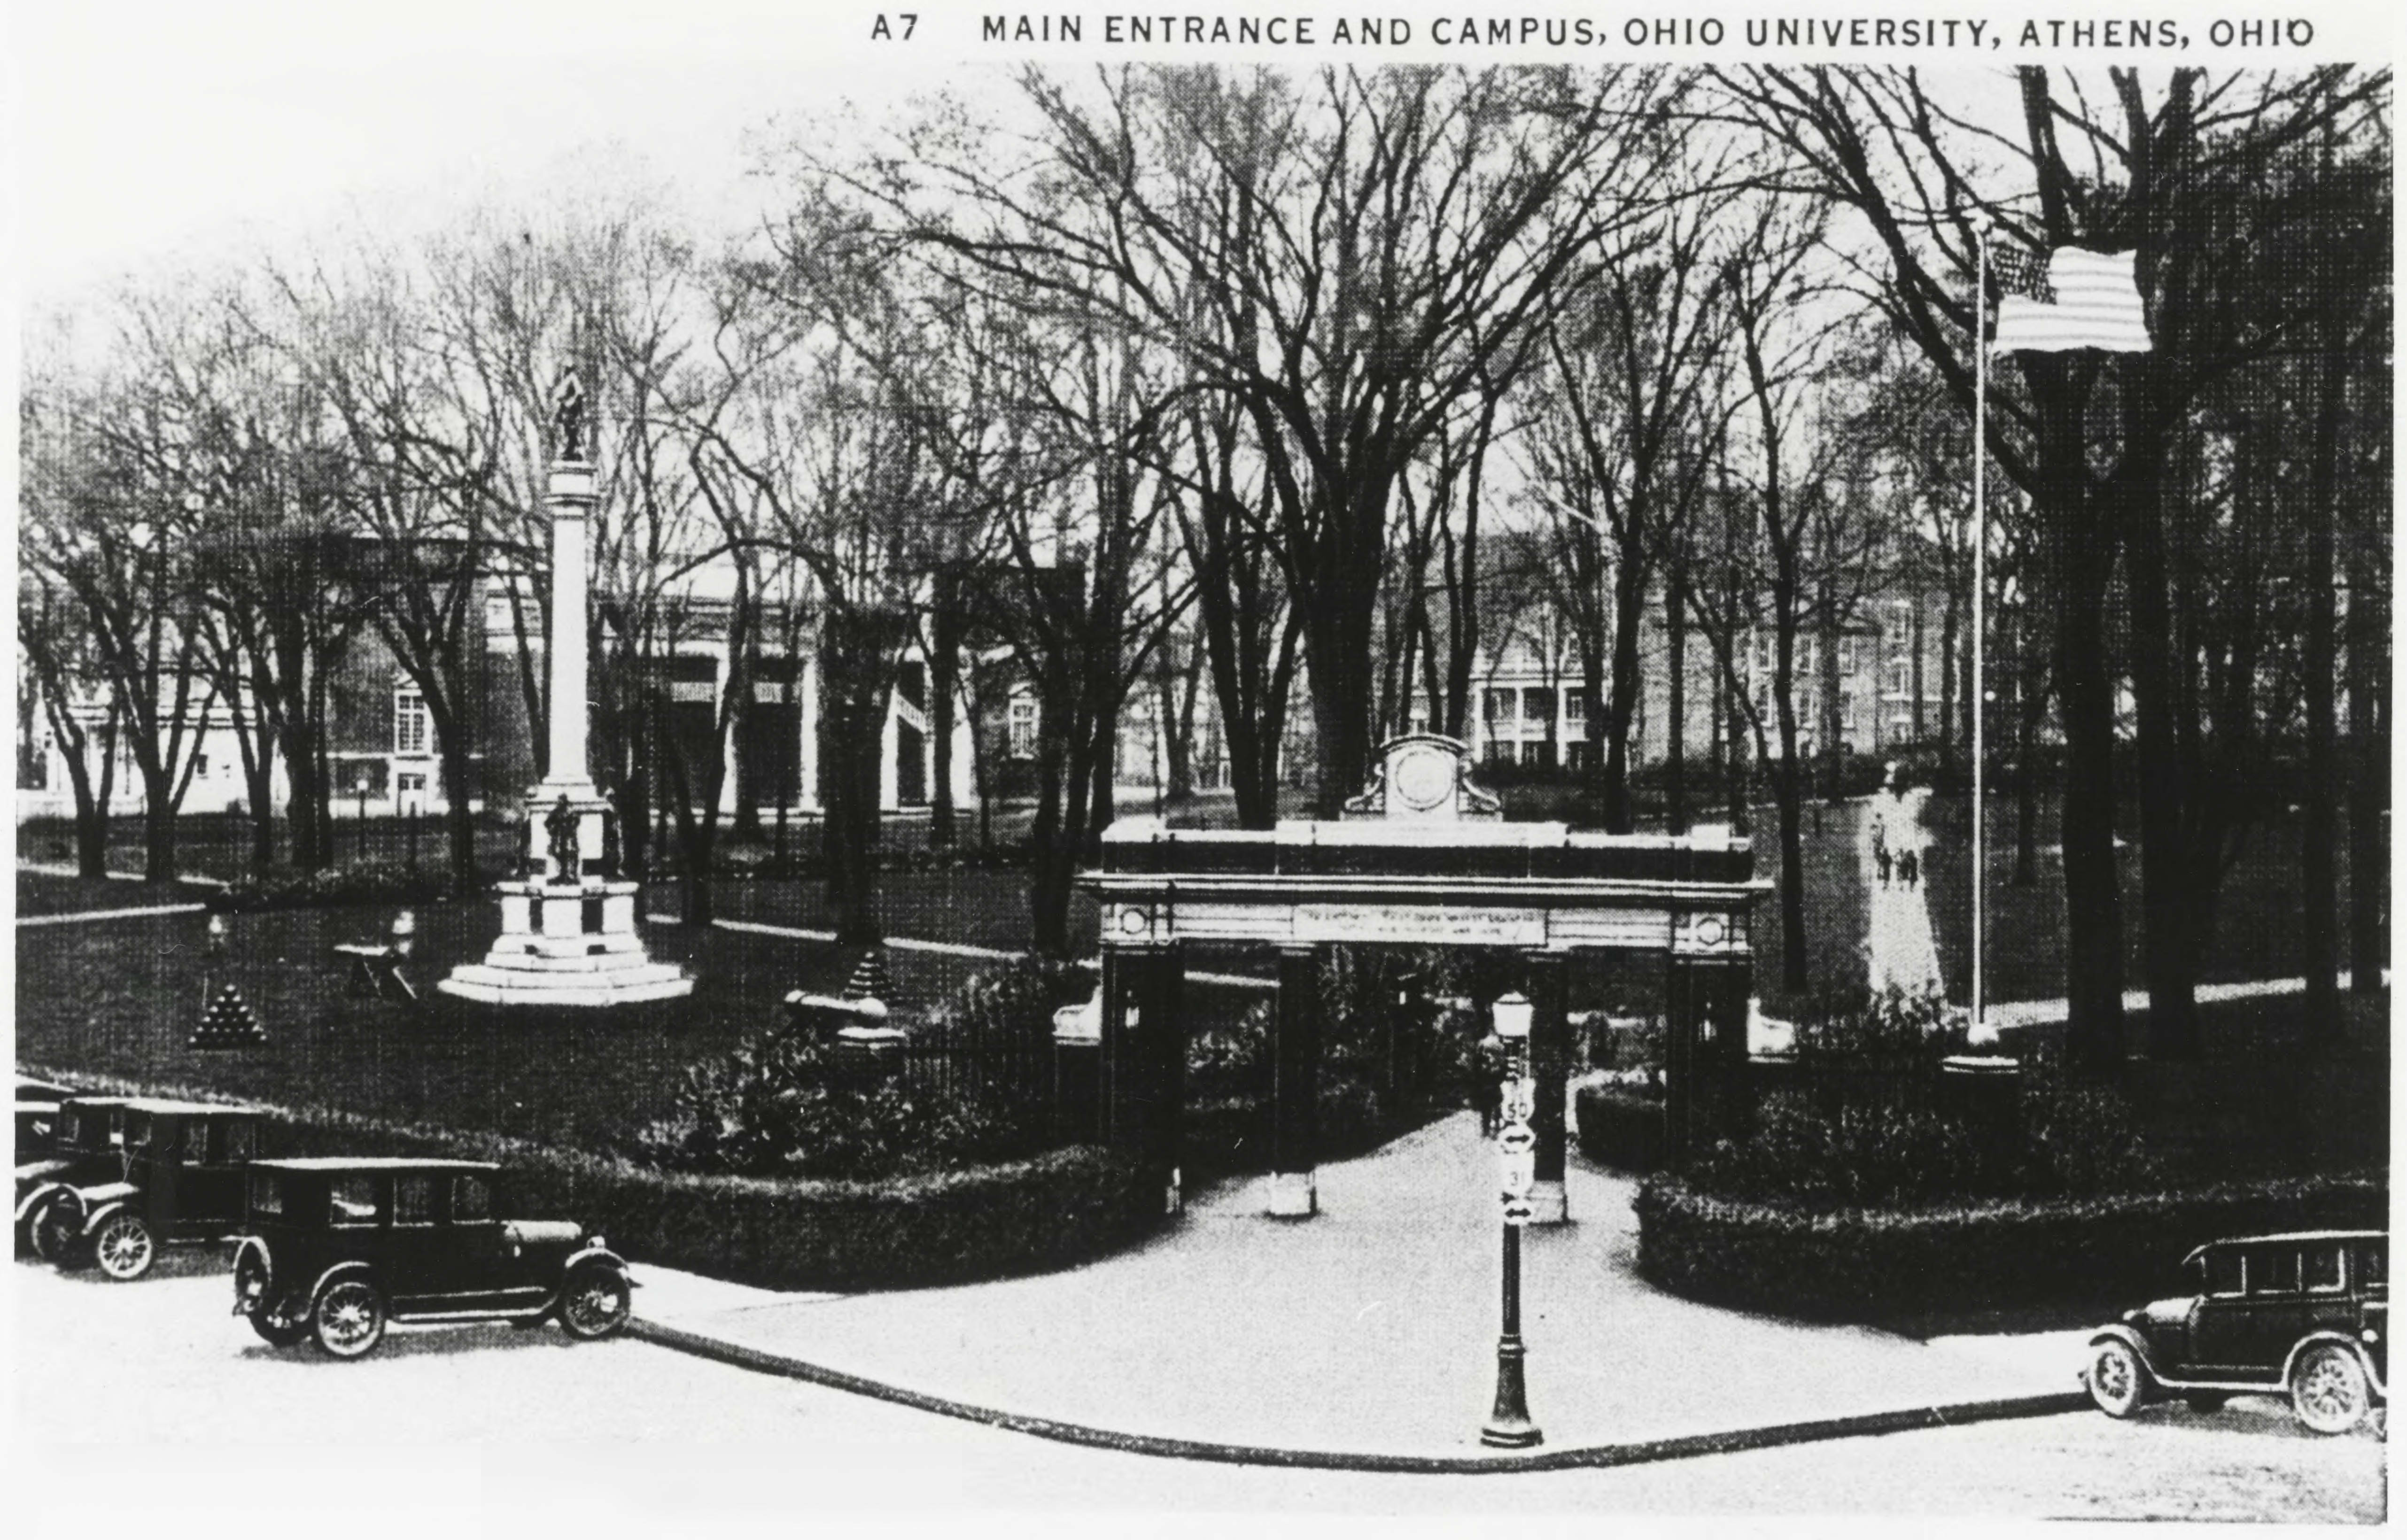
[1792,984,1961,1065]
[1574,1079,1667,1173]
[214,861,457,913]
[1635,1169,2388,1323]
[632,957,1088,1180]
[1687,1091,1988,1207]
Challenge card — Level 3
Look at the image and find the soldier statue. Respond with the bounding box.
[544,793,581,884]
[551,365,589,463]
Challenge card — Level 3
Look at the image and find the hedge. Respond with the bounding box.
[212,861,460,913]
[1573,1080,1667,1174]
[1634,1169,2388,1323]
[22,1064,1166,1292]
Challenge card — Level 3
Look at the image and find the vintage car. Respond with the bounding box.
[16,1095,138,1258]
[230,1158,635,1358]
[2086,1230,2388,1434]
[38,1099,271,1280]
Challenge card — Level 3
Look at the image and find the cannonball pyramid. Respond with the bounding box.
[189,984,267,1049]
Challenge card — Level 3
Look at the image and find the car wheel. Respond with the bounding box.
[2291,1344,2372,1435]
[2184,1393,2229,1414]
[557,1266,632,1341]
[2087,1339,2151,1419]
[36,1203,91,1270]
[91,1213,156,1282]
[311,1279,388,1360]
[248,1302,308,1348]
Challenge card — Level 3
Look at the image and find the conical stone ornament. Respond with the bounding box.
[189,984,267,1050]
[843,948,892,1007]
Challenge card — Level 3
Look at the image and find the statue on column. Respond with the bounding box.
[551,364,589,463]
[545,793,581,884]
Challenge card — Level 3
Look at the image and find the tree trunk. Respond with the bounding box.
[2300,338,2348,1042]
[1665,550,1688,833]
[2344,465,2388,997]
[2051,502,2127,1071]
[2118,441,2201,1060]
[1599,552,1649,833]
[440,729,477,900]
[929,605,959,849]
[818,609,900,946]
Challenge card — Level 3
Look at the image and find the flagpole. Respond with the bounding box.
[1972,227,1988,1043]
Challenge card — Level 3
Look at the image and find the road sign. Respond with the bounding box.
[1501,1198,1536,1226]
[1501,1077,1536,1121]
[1495,1125,1535,1154]
[1498,1149,1535,1197]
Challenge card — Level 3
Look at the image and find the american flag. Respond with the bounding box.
[1990,245,2151,353]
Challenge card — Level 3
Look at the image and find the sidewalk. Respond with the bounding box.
[629,1111,2090,1463]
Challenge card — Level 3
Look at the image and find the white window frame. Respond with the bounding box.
[394,687,431,757]
[1007,696,1038,758]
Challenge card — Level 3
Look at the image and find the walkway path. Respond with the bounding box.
[632,1110,2083,1458]
[1860,791,1945,1000]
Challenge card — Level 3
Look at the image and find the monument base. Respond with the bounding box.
[438,878,693,1007]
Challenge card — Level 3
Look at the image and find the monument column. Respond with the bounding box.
[546,464,594,794]
[437,372,692,1008]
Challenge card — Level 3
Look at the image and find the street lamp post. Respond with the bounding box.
[1481,989,1543,1449]
[355,775,371,862]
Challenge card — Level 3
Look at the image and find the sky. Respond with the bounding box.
[12,1,934,306]
[12,1,2392,309]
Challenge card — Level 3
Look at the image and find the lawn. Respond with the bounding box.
[1919,794,2371,1006]
[11,892,1257,1153]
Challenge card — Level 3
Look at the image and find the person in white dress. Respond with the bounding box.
[1865,764,1944,1000]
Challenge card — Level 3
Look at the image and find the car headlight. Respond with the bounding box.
[2364,1329,2380,1345]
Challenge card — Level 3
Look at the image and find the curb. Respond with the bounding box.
[628,1316,2088,1474]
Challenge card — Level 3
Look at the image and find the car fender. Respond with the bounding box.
[229,1235,275,1289]
[561,1241,632,1280]
[2087,1325,2166,1383]
[15,1181,71,1226]
[2282,1332,2386,1401]
[76,1199,131,1238]
[305,1260,380,1313]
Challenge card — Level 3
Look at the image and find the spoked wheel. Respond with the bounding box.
[557,1267,632,1341]
[21,1196,62,1262]
[2291,1344,2372,1435]
[2087,1339,2151,1419]
[311,1279,388,1360]
[91,1213,156,1282]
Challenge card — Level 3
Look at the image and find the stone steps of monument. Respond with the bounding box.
[436,961,693,1006]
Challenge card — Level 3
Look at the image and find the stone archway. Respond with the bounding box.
[1073,735,1765,1218]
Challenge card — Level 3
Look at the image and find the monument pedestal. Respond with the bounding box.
[438,782,693,1008]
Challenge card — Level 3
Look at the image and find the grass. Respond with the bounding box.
[11,893,1259,1154]
[1920,794,2373,1005]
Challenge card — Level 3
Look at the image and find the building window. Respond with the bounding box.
[1007,696,1038,759]
[1839,638,1857,675]
[1523,687,1555,724]
[1565,690,1586,725]
[1483,689,1509,724]
[1798,636,1817,676]
[394,689,431,757]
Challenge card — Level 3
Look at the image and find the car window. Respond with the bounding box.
[394,1175,436,1227]
[126,1113,153,1150]
[2205,1249,2244,1295]
[220,1120,256,1161]
[58,1110,81,1146]
[2306,1245,2345,1292]
[2251,1248,2301,1295]
[453,1174,493,1223]
[2365,1243,2387,1293]
[249,1171,284,1217]
[183,1121,210,1162]
[109,1107,125,1144]
[330,1176,379,1227]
